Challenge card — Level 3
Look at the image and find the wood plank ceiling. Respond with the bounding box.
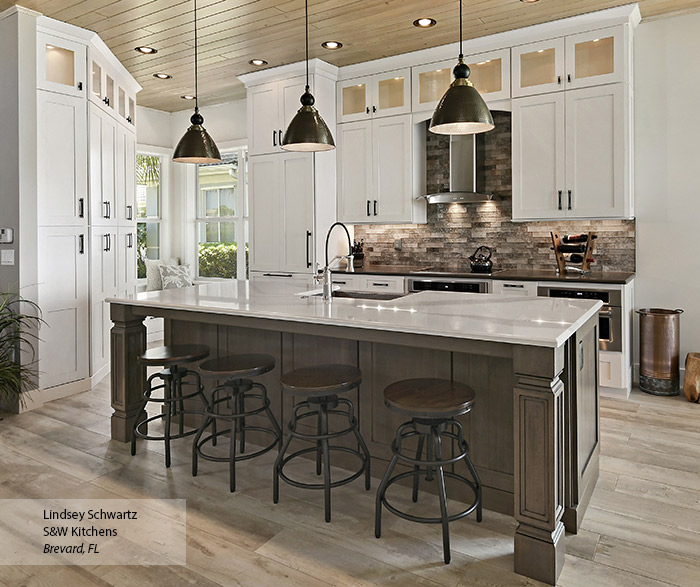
[3,0,700,112]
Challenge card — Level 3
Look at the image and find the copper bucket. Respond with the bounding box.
[637,308,684,396]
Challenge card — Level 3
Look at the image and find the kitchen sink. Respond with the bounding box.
[333,290,407,301]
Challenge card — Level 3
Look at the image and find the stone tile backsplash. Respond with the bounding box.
[353,111,635,273]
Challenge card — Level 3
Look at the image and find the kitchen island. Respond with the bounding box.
[109,280,601,585]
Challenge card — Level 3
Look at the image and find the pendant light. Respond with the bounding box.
[281,0,335,152]
[429,1,494,135]
[173,0,221,163]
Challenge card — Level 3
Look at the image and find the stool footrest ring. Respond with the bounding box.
[277,445,368,490]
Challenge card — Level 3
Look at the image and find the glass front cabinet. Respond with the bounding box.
[37,32,86,98]
[512,26,627,97]
[412,48,510,113]
[337,68,411,123]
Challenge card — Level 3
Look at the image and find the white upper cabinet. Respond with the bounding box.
[512,93,566,220]
[512,37,566,97]
[89,104,118,226]
[337,68,411,123]
[412,49,510,113]
[337,114,419,224]
[89,50,136,126]
[37,32,86,98]
[248,76,314,156]
[512,84,630,220]
[37,91,87,226]
[513,26,628,97]
[565,27,627,89]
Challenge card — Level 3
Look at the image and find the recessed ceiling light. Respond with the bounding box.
[153,73,172,79]
[413,18,437,28]
[135,46,158,54]
[249,59,268,66]
[181,95,196,100]
[321,41,343,50]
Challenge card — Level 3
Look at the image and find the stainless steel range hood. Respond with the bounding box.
[422,132,501,204]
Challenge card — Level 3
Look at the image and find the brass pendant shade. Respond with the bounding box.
[281,89,335,152]
[173,111,222,163]
[429,2,494,136]
[281,0,336,152]
[173,0,221,164]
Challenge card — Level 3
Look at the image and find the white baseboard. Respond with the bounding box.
[90,363,110,387]
[600,385,631,399]
[17,378,92,413]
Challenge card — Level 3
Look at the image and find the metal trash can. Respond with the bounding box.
[637,308,684,396]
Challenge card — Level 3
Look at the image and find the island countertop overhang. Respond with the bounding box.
[108,280,602,349]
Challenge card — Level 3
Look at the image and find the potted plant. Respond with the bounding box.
[0,288,43,414]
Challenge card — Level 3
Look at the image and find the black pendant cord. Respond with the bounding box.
[304,0,310,93]
[459,0,463,60]
[194,0,199,113]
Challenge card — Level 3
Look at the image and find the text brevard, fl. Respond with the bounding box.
[42,508,138,555]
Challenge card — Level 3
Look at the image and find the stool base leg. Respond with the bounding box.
[375,453,399,539]
[412,433,425,503]
[434,427,451,564]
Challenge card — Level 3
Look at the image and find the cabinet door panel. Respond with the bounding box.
[465,48,511,103]
[115,126,136,224]
[412,59,455,114]
[37,92,87,226]
[372,68,411,118]
[337,121,373,223]
[248,83,279,155]
[372,115,412,223]
[89,105,117,225]
[512,94,566,220]
[117,227,137,297]
[90,229,118,375]
[37,227,89,389]
[281,153,314,273]
[337,76,371,123]
[566,27,626,89]
[566,85,625,218]
[37,32,86,98]
[280,76,307,137]
[249,155,281,271]
[512,38,565,98]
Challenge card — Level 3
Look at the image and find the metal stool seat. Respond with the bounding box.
[375,378,483,564]
[131,344,211,468]
[274,364,371,522]
[192,354,281,492]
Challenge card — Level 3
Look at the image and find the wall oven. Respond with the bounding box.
[537,285,622,352]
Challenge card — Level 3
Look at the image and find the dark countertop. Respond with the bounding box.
[335,264,635,284]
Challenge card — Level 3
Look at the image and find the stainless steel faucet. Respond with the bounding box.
[314,222,354,301]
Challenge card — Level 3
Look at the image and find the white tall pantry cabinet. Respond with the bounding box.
[0,6,140,407]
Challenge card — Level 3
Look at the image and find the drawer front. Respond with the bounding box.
[599,350,624,389]
[492,280,539,296]
[360,275,405,293]
[332,275,360,290]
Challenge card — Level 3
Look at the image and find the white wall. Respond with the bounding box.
[135,106,172,149]
[634,12,700,366]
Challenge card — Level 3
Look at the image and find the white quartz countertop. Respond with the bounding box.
[109,280,602,348]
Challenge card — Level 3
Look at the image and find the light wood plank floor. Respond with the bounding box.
[1,381,699,586]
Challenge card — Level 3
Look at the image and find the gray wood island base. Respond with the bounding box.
[109,282,601,585]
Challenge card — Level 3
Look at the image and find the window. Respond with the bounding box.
[136,154,162,278]
[196,150,249,279]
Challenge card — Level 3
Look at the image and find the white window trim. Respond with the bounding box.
[135,144,171,284]
[193,143,248,281]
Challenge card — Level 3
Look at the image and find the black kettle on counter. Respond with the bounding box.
[469,246,493,273]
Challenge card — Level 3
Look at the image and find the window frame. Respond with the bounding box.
[135,145,170,284]
[194,147,249,281]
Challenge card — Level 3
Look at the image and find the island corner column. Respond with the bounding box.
[110,303,147,442]
[512,343,566,585]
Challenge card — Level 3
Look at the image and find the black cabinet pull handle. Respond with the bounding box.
[306,230,312,268]
[103,97,110,106]
[279,130,283,145]
[78,234,84,254]
[78,197,84,218]
[373,200,378,216]
[372,282,389,287]
[103,201,109,218]
[568,74,572,83]
[126,204,133,220]
[557,190,562,210]
[77,82,83,91]
[366,106,370,114]
[104,234,111,252]
[127,233,134,249]
[367,200,371,216]
[557,75,562,85]
[272,129,277,147]
[568,190,572,210]
[262,273,293,278]
[126,116,132,124]
[372,105,377,113]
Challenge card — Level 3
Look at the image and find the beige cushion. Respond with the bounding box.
[159,264,193,289]
[145,257,178,291]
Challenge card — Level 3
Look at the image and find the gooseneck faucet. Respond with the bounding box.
[315,222,354,300]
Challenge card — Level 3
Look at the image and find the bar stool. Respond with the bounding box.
[274,364,371,522]
[375,378,482,564]
[131,344,211,468]
[191,354,282,493]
